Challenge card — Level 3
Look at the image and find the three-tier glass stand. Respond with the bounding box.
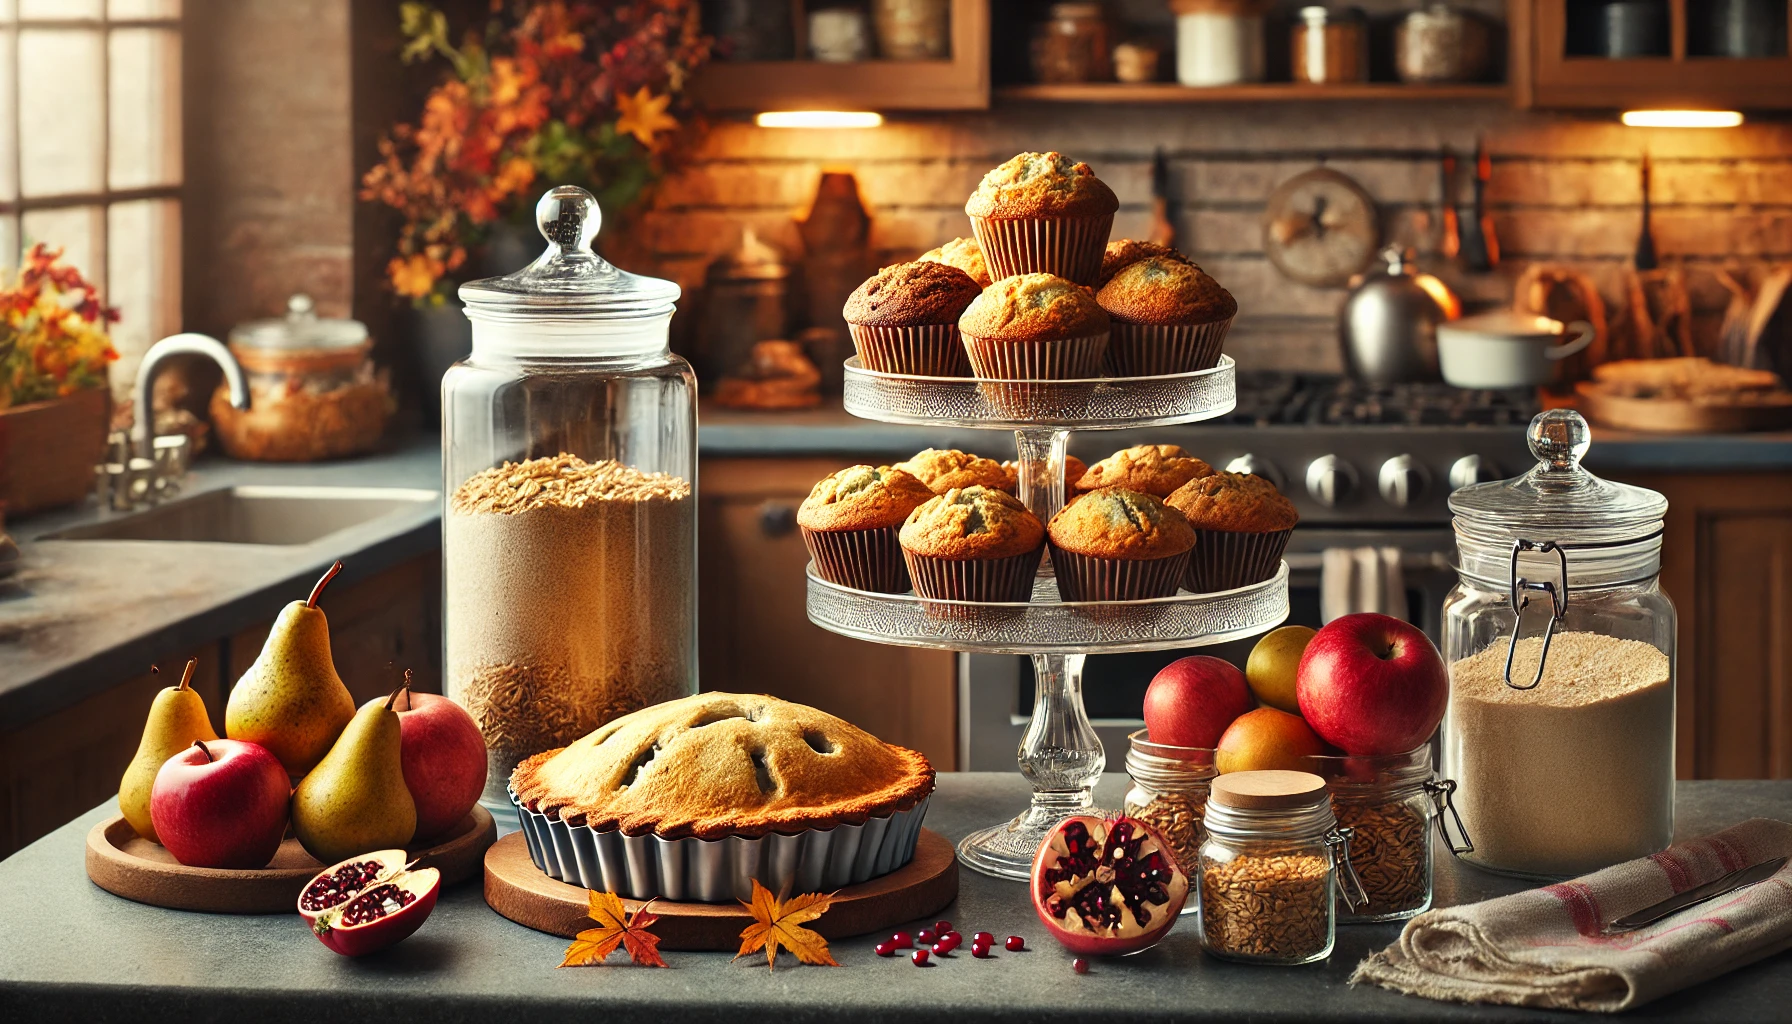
[805,355,1291,880]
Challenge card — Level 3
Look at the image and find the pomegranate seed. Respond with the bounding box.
[971,943,992,958]
[916,928,936,945]
[875,942,894,957]
[945,931,962,945]
[1005,935,1026,951]
[891,931,912,948]
[911,949,930,966]
[973,931,994,946]
[931,941,950,956]
[935,920,953,934]
[1073,957,1090,974]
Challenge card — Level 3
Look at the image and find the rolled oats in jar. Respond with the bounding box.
[1122,729,1215,905]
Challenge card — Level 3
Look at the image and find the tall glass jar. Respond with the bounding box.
[1197,770,1364,965]
[1123,729,1216,906]
[443,186,698,812]
[1442,409,1674,879]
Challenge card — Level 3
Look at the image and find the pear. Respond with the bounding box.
[291,681,417,864]
[226,561,356,777]
[119,658,218,842]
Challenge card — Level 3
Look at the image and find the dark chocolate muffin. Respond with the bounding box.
[844,261,983,376]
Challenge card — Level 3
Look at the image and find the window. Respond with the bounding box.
[2,0,182,390]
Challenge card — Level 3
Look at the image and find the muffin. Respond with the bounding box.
[897,448,1009,494]
[1076,444,1215,497]
[1165,472,1299,592]
[1098,239,1192,287]
[1001,455,1088,496]
[1047,488,1196,601]
[1097,257,1237,376]
[844,261,983,377]
[918,237,992,287]
[799,465,938,594]
[958,273,1111,381]
[899,486,1045,603]
[965,152,1118,287]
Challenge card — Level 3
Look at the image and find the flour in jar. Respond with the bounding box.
[1447,631,1673,877]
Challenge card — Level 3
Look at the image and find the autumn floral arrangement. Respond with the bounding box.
[361,0,710,304]
[0,244,119,411]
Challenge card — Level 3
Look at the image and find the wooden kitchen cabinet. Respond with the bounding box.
[699,458,958,769]
[1511,0,1792,109]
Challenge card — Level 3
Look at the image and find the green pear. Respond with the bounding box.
[226,561,356,777]
[291,681,417,864]
[119,658,219,842]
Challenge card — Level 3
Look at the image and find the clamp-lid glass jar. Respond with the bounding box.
[1441,409,1674,879]
[443,186,698,812]
[1305,747,1472,922]
[1197,770,1364,965]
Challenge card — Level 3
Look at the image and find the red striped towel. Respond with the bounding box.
[1352,818,1792,1012]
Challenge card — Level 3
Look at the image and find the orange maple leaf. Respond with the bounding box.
[558,891,667,968]
[732,880,838,972]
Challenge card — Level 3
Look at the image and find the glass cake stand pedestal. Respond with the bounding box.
[804,358,1291,880]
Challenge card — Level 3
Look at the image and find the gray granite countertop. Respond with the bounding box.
[2,774,1789,1023]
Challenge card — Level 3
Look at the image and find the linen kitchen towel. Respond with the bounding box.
[1352,818,1792,1012]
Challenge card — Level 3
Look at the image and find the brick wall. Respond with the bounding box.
[641,104,1792,372]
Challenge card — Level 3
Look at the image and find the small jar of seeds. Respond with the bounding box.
[1197,770,1365,966]
[1123,729,1215,913]
[1305,746,1473,923]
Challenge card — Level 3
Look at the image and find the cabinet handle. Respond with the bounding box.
[759,502,797,538]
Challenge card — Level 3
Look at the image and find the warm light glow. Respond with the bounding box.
[1621,110,1744,128]
[755,110,884,129]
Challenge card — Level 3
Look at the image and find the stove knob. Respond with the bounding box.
[1304,455,1358,508]
[1224,453,1284,491]
[1448,454,1501,490]
[1377,455,1430,508]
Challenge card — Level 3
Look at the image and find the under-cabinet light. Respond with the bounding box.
[755,110,884,129]
[1620,110,1744,128]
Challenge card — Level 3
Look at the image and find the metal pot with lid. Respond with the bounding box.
[1339,245,1460,385]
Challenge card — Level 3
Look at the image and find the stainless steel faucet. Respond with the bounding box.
[101,334,251,508]
[132,333,250,460]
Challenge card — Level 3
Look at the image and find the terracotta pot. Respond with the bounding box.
[0,386,110,515]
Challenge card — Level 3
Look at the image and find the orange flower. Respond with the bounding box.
[614,86,677,148]
[488,156,536,200]
[388,253,445,299]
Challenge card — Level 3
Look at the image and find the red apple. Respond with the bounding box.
[150,739,290,869]
[387,687,488,842]
[1297,613,1448,756]
[1143,655,1256,748]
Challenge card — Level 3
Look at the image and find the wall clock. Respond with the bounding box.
[1262,167,1380,288]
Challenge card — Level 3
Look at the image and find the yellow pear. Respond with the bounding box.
[119,658,218,842]
[291,681,417,864]
[226,561,356,777]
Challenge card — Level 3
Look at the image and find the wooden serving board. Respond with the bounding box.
[484,827,959,950]
[85,805,496,913]
[1576,382,1792,434]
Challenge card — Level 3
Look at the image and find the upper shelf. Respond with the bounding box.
[996,83,1512,104]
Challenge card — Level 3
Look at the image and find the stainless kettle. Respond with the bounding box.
[1339,246,1460,384]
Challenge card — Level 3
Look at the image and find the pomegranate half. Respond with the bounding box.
[297,849,440,956]
[1031,815,1188,957]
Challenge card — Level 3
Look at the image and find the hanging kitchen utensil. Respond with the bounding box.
[1262,165,1380,287]
[1438,146,1461,262]
[1635,151,1659,271]
[1149,147,1175,247]
[1459,138,1498,272]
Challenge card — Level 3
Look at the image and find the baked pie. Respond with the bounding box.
[511,692,935,840]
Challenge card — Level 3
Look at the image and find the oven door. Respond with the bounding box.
[958,527,1459,771]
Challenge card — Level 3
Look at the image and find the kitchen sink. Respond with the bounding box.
[42,486,439,546]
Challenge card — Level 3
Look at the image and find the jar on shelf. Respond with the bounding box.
[444,186,698,812]
[872,0,951,59]
[1197,770,1365,965]
[1395,4,1491,84]
[1441,409,1675,879]
[1170,0,1268,87]
[1031,2,1112,84]
[1293,5,1368,84]
[210,294,392,462]
[1305,747,1472,923]
[1122,729,1216,899]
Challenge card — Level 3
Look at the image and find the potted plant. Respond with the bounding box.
[0,244,118,515]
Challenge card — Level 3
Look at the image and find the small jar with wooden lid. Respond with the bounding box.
[1196,770,1366,965]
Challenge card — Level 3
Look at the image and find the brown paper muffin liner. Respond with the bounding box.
[970,212,1115,287]
[803,525,911,595]
[963,330,1109,420]
[1183,528,1293,593]
[1050,545,1192,602]
[848,322,971,377]
[903,547,1043,619]
[1104,316,1233,377]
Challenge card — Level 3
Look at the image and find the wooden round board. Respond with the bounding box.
[484,827,959,950]
[1577,381,1792,434]
[86,804,496,913]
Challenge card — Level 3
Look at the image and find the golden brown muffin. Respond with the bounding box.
[1000,455,1088,494]
[1077,444,1215,497]
[1166,472,1299,533]
[899,486,1045,560]
[843,261,982,328]
[1099,239,1192,286]
[959,274,1109,342]
[1048,488,1196,560]
[897,448,1010,494]
[1099,256,1238,325]
[797,464,937,532]
[918,237,992,288]
[965,152,1119,219]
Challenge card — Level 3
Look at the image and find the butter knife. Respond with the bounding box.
[1605,855,1787,933]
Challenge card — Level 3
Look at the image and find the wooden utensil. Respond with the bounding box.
[1149,147,1175,247]
[1438,147,1460,261]
[1460,139,1498,272]
[1636,151,1659,271]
